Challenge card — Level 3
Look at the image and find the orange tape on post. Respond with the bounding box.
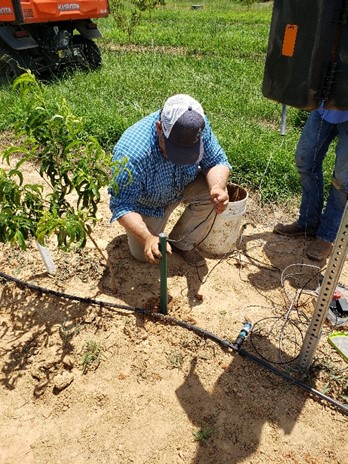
[282,24,298,57]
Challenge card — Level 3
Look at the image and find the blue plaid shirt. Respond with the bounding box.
[109,110,231,221]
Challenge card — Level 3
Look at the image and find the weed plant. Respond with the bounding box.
[193,424,214,443]
[81,339,104,373]
[0,0,335,204]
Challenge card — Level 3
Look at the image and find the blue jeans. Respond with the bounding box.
[295,110,348,243]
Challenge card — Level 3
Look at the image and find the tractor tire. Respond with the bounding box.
[0,44,31,85]
[72,36,102,70]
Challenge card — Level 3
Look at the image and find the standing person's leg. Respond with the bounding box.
[315,121,348,243]
[296,112,337,232]
[169,172,215,251]
[274,111,337,236]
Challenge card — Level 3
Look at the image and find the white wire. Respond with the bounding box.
[280,263,321,303]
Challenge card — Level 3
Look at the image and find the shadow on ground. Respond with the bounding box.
[101,234,210,309]
[237,227,322,292]
[176,337,308,464]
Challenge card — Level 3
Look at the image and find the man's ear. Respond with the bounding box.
[156,120,162,135]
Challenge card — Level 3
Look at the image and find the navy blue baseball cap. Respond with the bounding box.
[161,94,205,165]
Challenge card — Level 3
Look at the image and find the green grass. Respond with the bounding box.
[0,0,335,203]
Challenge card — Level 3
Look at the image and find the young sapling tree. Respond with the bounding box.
[0,71,130,261]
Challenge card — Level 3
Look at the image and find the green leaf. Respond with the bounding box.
[2,146,30,165]
[14,230,27,250]
[8,169,24,185]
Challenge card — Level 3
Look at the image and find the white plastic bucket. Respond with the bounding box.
[198,183,248,255]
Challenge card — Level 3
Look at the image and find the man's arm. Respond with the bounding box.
[205,164,231,214]
[118,212,171,264]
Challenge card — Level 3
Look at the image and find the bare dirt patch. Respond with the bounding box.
[0,153,347,464]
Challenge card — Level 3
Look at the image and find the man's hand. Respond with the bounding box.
[210,187,229,214]
[205,165,231,214]
[144,235,172,264]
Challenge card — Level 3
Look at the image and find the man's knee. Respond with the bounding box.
[332,175,348,193]
[127,236,147,262]
[295,146,322,174]
[294,143,308,171]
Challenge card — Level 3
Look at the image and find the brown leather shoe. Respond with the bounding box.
[273,222,317,237]
[171,245,206,267]
[307,238,333,261]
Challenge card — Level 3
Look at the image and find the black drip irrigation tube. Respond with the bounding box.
[0,270,347,416]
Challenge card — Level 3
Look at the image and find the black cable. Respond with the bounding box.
[166,206,216,247]
[237,347,348,414]
[193,207,217,249]
[0,271,347,416]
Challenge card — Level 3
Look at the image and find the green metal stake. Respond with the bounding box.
[159,232,168,315]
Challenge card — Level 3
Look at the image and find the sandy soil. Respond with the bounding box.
[0,154,347,464]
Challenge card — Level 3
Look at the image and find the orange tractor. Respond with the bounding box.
[0,0,109,81]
